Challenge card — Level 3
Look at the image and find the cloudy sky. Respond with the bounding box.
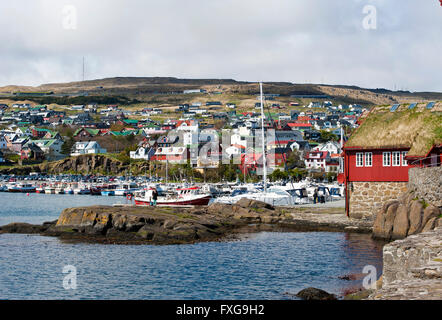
[0,0,441,91]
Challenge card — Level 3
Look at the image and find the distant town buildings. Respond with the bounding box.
[0,97,379,180]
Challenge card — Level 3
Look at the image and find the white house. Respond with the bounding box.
[230,133,248,149]
[142,127,166,136]
[70,105,85,111]
[288,140,311,153]
[315,141,341,155]
[130,146,156,160]
[307,102,322,108]
[304,151,331,170]
[71,141,106,157]
[15,127,32,137]
[152,147,188,164]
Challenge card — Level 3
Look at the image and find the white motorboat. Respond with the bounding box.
[114,182,139,196]
[44,186,56,194]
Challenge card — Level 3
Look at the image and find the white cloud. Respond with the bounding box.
[0,0,441,91]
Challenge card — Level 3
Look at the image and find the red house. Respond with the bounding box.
[343,103,441,220]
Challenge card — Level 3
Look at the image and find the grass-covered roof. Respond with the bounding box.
[345,102,442,157]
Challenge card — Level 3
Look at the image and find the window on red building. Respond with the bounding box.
[383,152,391,167]
[392,152,401,166]
[402,151,408,166]
[365,152,372,167]
[356,153,363,167]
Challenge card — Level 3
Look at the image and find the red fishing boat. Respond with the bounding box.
[134,186,212,207]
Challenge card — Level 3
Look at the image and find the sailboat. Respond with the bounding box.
[215,82,309,206]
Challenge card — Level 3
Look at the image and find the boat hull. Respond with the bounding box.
[8,188,36,193]
[134,195,212,207]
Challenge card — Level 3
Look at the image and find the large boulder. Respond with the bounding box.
[391,204,409,239]
[207,202,234,216]
[422,217,438,232]
[373,200,399,239]
[296,287,337,300]
[383,202,399,239]
[236,198,274,211]
[408,200,423,235]
[422,205,440,229]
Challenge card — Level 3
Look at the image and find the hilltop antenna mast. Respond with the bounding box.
[82,56,85,82]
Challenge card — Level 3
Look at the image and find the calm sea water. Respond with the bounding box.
[0,192,385,300]
[0,192,125,225]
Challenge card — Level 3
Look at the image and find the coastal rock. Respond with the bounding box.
[373,201,399,239]
[344,289,374,300]
[422,217,438,232]
[373,191,440,241]
[207,202,233,216]
[0,203,373,245]
[296,287,337,300]
[136,226,155,240]
[0,222,49,234]
[408,200,423,235]
[112,214,128,231]
[383,202,400,239]
[124,215,146,232]
[368,226,442,300]
[235,198,275,211]
[422,205,440,228]
[391,204,409,239]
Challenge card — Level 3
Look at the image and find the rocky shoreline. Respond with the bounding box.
[0,199,372,245]
[369,226,442,300]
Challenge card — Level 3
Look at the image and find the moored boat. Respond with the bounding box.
[114,182,139,196]
[101,189,115,196]
[55,186,65,194]
[36,186,45,193]
[134,186,212,207]
[8,183,36,193]
[45,186,56,194]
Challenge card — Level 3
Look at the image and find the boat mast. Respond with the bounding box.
[259,82,267,193]
[340,126,344,173]
[166,159,169,184]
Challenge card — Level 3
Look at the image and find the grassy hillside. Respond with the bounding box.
[1,77,441,108]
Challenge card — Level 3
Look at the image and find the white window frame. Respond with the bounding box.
[392,151,401,167]
[356,152,364,167]
[364,152,372,167]
[402,151,408,166]
[383,152,391,167]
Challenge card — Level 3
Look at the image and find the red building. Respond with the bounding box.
[343,103,441,220]
[344,148,413,182]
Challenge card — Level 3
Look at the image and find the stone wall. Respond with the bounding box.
[369,226,442,300]
[408,167,442,207]
[349,181,408,220]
